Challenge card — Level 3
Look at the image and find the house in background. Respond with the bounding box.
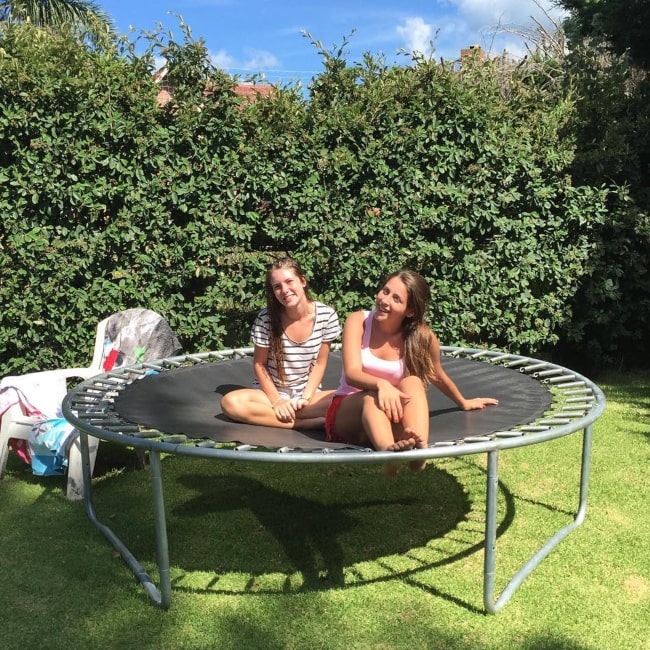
[153,65,274,107]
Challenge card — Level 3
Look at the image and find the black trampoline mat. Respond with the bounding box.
[114,351,552,450]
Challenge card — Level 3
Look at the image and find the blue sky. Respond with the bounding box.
[98,0,566,87]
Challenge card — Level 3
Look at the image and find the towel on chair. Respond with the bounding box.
[102,308,182,371]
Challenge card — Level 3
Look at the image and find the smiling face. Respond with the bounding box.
[270,267,307,308]
[375,276,414,323]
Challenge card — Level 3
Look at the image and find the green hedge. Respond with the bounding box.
[0,22,627,376]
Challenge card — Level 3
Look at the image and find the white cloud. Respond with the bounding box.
[242,49,281,70]
[209,48,280,72]
[396,16,435,56]
[449,0,566,33]
[209,49,236,70]
[432,0,568,61]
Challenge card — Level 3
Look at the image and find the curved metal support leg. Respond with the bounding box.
[80,432,172,609]
[483,424,594,613]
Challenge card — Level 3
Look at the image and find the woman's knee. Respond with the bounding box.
[399,375,425,395]
[220,391,245,418]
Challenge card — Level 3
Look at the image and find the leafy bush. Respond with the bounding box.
[0,20,636,377]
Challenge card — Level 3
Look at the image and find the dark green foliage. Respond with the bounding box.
[0,20,641,376]
[555,41,650,371]
[560,0,650,70]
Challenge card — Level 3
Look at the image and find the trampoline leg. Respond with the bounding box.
[483,424,594,614]
[80,433,171,609]
[149,450,172,608]
[483,450,500,613]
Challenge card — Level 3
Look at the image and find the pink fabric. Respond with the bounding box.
[1,374,63,466]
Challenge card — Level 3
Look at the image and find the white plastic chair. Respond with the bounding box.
[0,317,108,499]
[0,309,182,500]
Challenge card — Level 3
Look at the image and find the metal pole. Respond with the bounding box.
[149,450,172,609]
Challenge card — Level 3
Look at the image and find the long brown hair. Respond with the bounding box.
[383,269,437,384]
[264,257,312,385]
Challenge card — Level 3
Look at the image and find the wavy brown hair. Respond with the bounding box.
[264,257,312,385]
[383,269,437,384]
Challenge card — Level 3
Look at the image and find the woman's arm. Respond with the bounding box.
[300,341,332,402]
[252,345,283,406]
[429,332,499,410]
[341,312,381,390]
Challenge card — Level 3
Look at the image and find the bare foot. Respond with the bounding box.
[403,427,428,473]
[386,438,418,451]
[383,430,421,476]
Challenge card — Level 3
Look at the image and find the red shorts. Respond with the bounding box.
[324,394,348,443]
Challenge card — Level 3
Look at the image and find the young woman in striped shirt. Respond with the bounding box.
[220,257,341,429]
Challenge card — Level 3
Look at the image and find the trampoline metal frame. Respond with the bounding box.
[62,346,606,614]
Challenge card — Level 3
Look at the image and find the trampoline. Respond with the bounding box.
[62,346,606,613]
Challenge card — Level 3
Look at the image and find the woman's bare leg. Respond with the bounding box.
[220,389,292,428]
[396,376,430,472]
[220,388,334,429]
[333,391,419,475]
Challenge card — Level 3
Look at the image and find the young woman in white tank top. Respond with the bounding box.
[325,269,497,474]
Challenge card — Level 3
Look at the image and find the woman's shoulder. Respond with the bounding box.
[344,310,368,326]
[313,300,340,318]
[253,307,270,325]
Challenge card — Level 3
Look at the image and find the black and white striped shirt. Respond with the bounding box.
[251,301,341,395]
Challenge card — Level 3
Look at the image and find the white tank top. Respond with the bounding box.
[335,311,405,396]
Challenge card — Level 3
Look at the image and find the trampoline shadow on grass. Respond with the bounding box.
[111,457,511,612]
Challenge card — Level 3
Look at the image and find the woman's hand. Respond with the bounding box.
[292,396,311,411]
[272,398,298,422]
[460,397,499,411]
[377,380,411,423]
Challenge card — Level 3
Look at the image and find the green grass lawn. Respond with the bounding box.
[0,371,648,650]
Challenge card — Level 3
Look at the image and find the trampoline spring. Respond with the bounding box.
[464,435,494,443]
[142,362,165,371]
[494,430,524,438]
[487,354,513,363]
[519,425,551,432]
[75,395,109,404]
[235,444,255,451]
[520,362,549,373]
[161,435,187,444]
[565,396,595,403]
[469,351,491,359]
[88,416,119,431]
[504,358,529,368]
[563,388,591,395]
[100,418,136,427]
[538,418,571,425]
[554,382,589,390]
[134,430,163,438]
[551,411,584,418]
[533,369,565,378]
[76,411,108,419]
[543,376,579,385]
